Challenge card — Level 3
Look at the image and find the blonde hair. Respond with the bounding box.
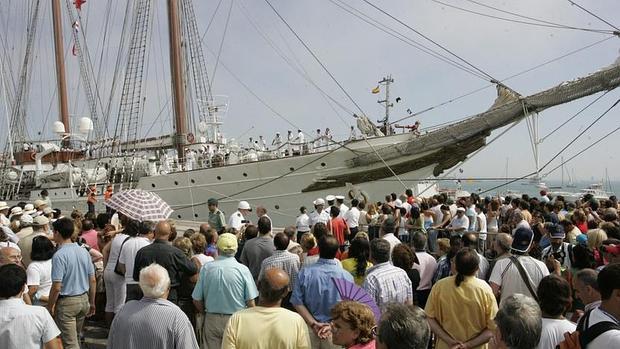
[437,238,450,255]
[587,229,608,250]
[331,301,376,344]
[300,232,316,251]
[173,237,193,259]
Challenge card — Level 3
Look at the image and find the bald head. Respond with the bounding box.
[155,221,171,240]
[495,233,513,254]
[258,268,290,306]
[199,223,210,235]
[0,247,21,266]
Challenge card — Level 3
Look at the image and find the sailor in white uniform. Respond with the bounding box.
[228,200,252,231]
[308,198,330,228]
[272,132,282,157]
[325,195,336,216]
[258,135,267,151]
[324,128,333,150]
[287,131,294,157]
[313,129,322,153]
[348,125,357,140]
[295,129,305,155]
[336,195,349,217]
[185,149,196,171]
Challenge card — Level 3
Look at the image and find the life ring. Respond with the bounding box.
[187,133,195,144]
[30,152,36,161]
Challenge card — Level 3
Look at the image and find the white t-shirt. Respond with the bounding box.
[381,233,401,258]
[585,307,620,348]
[450,215,469,231]
[26,259,53,301]
[413,251,438,291]
[104,233,129,273]
[537,318,576,349]
[477,212,487,240]
[338,204,349,218]
[344,207,360,229]
[489,255,549,303]
[118,237,151,284]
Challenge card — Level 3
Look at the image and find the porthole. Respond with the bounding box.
[321,162,326,167]
[190,179,195,184]
[177,215,182,219]
[63,192,67,195]
[194,214,199,218]
[275,205,280,210]
[242,173,248,177]
[174,181,179,185]
[151,183,156,188]
[289,167,294,171]
[217,176,222,180]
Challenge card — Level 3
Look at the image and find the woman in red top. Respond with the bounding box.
[328,206,350,249]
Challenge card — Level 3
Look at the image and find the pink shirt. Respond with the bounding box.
[80,229,100,251]
[350,340,376,349]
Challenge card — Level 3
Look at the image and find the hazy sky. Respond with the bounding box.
[1,0,619,188]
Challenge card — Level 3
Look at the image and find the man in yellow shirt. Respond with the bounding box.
[222,268,310,349]
[425,248,498,349]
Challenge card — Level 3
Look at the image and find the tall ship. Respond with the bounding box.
[1,1,620,226]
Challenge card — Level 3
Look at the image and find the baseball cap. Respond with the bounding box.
[548,224,566,239]
[313,198,325,206]
[511,227,533,253]
[238,201,251,211]
[217,233,238,253]
[576,234,588,246]
[20,214,33,225]
[33,215,50,226]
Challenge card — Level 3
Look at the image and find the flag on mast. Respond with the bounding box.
[371,85,380,94]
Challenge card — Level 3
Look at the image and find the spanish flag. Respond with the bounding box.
[371,85,380,94]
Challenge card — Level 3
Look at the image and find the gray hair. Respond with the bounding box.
[575,268,599,291]
[495,233,513,253]
[495,294,542,349]
[139,263,170,299]
[377,304,430,349]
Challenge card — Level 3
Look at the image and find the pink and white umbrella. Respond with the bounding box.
[104,189,173,222]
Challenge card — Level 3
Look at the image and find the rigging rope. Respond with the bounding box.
[479,97,620,194]
[566,0,620,32]
[210,0,234,88]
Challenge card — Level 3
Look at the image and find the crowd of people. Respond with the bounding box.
[1,187,620,349]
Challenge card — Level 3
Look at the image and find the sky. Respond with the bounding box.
[1,0,620,189]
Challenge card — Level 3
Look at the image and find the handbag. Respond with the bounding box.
[114,236,132,276]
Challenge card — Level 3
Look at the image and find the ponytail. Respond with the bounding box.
[455,273,465,287]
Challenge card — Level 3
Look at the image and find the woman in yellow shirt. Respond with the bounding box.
[342,237,372,285]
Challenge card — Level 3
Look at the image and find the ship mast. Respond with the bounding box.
[377,75,394,135]
[51,0,70,147]
[167,0,188,165]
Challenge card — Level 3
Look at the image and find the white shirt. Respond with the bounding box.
[26,260,53,302]
[344,207,360,229]
[381,233,401,258]
[489,255,549,303]
[477,212,487,240]
[104,233,129,273]
[0,298,60,349]
[308,210,329,227]
[338,204,349,218]
[295,213,310,232]
[431,205,444,226]
[476,252,489,280]
[537,318,576,349]
[449,215,469,231]
[228,211,248,231]
[586,307,620,348]
[413,251,438,291]
[118,237,151,284]
[0,214,9,226]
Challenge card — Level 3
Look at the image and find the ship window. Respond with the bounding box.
[174,181,179,186]
[289,167,294,171]
[217,176,222,180]
[63,192,67,195]
[275,205,280,210]
[243,173,248,177]
[177,215,182,219]
[190,179,195,184]
[194,214,198,218]
[151,183,156,188]
[321,162,326,167]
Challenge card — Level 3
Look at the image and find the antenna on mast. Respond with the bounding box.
[376,75,394,135]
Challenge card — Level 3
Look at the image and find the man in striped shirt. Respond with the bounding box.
[108,263,198,349]
[363,239,413,309]
[258,232,300,309]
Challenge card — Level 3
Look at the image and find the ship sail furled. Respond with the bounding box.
[332,65,620,186]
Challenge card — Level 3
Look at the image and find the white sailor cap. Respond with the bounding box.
[335,195,345,200]
[313,198,325,206]
[325,195,336,202]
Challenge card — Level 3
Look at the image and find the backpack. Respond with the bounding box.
[573,309,620,348]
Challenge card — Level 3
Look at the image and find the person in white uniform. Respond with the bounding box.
[229,201,252,231]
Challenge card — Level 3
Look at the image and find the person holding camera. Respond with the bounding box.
[229,201,252,231]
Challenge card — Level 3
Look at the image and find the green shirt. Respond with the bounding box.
[208,209,226,232]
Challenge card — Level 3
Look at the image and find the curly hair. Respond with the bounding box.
[331,301,376,344]
[392,243,418,271]
[173,237,193,259]
[190,233,207,254]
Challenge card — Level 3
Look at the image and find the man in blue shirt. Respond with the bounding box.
[47,217,96,349]
[192,233,258,349]
[291,234,354,349]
